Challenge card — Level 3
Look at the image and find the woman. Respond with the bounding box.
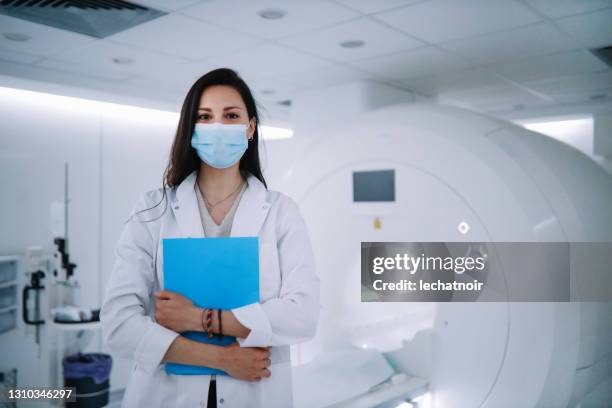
[100,68,321,408]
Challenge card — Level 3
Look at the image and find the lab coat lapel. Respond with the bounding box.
[231,173,270,237]
[173,170,204,238]
[172,170,270,238]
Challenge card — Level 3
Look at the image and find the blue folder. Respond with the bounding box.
[162,236,259,375]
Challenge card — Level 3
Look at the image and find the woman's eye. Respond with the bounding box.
[198,114,210,121]
[227,113,239,119]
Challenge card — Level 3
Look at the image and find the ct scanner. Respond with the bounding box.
[277,103,612,408]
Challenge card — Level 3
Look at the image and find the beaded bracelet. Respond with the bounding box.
[201,308,214,338]
[201,308,223,339]
[207,308,214,338]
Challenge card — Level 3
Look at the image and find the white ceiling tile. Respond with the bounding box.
[522,71,612,96]
[399,67,507,95]
[128,60,299,102]
[129,68,208,95]
[555,8,612,49]
[548,86,612,104]
[486,50,609,82]
[123,75,191,99]
[197,43,331,80]
[35,58,133,81]
[523,0,612,19]
[249,77,297,103]
[0,48,43,64]
[125,73,197,94]
[350,46,470,80]
[107,13,261,60]
[0,59,146,100]
[273,64,374,91]
[132,0,203,12]
[439,22,582,65]
[0,14,95,57]
[183,0,359,40]
[332,0,426,14]
[35,40,192,82]
[278,17,423,62]
[373,0,542,43]
[440,84,550,110]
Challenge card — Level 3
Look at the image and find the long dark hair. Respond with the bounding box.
[131,68,267,223]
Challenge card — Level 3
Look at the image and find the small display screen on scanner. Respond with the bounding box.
[353,169,395,202]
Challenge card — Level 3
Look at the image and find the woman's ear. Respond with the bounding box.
[248,118,256,141]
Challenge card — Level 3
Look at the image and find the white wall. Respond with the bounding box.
[0,86,103,391]
[0,85,177,390]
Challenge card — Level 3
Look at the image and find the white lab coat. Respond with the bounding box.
[100,170,321,408]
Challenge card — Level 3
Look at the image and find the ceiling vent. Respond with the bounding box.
[0,0,166,39]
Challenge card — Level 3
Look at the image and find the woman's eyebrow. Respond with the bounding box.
[198,106,242,111]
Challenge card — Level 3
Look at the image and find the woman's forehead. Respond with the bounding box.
[199,85,245,109]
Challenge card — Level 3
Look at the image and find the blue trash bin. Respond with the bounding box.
[63,352,112,408]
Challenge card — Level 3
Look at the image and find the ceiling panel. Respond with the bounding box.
[132,0,203,12]
[441,84,551,111]
[0,1,610,123]
[249,77,297,102]
[486,49,609,82]
[196,43,331,80]
[350,46,471,80]
[522,0,612,19]
[332,0,426,14]
[35,59,133,81]
[183,0,359,40]
[107,13,261,60]
[522,71,612,96]
[399,67,508,96]
[272,63,374,91]
[0,14,94,58]
[0,48,43,64]
[439,22,582,65]
[279,17,423,62]
[36,40,192,81]
[373,0,541,43]
[124,59,217,97]
[548,86,612,104]
[554,8,612,49]
[124,75,194,99]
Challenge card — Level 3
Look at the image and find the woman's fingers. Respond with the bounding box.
[154,290,174,299]
[253,368,271,381]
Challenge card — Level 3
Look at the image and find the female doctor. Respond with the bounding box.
[100,68,321,408]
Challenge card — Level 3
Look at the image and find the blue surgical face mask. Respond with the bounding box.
[191,122,249,169]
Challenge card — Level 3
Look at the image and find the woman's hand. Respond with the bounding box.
[220,342,272,381]
[154,290,201,333]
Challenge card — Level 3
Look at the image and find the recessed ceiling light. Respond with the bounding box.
[112,57,134,65]
[340,40,365,48]
[258,9,287,20]
[2,32,31,42]
[261,89,275,95]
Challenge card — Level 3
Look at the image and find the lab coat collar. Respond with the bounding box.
[172,169,270,238]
